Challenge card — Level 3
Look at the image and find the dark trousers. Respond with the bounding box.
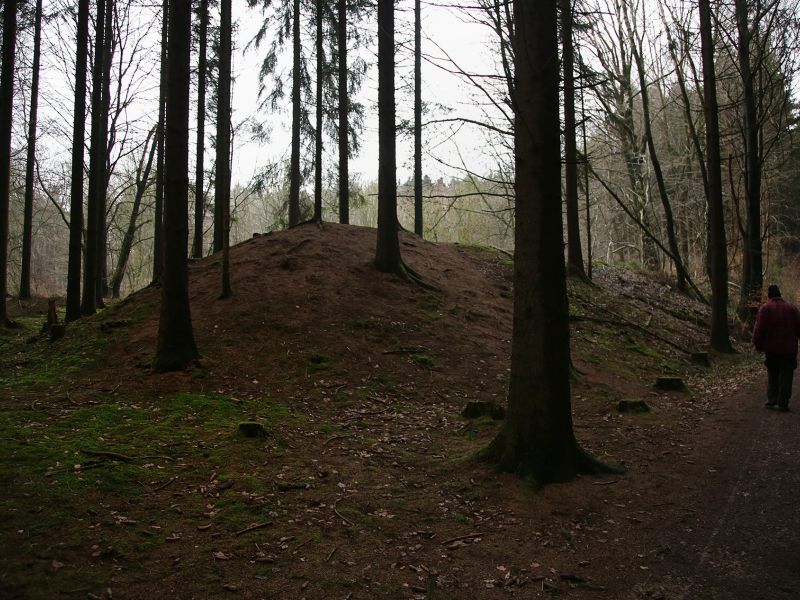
[766,353,798,408]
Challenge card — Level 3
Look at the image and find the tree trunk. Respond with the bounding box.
[337,0,349,224]
[66,0,91,323]
[19,0,43,300]
[374,0,401,273]
[735,0,762,323]
[96,0,114,307]
[154,0,199,372]
[0,0,18,325]
[699,0,733,352]
[217,0,232,297]
[81,0,108,317]
[413,0,423,237]
[111,130,157,299]
[561,0,585,279]
[289,0,302,227]
[482,0,606,483]
[153,0,168,284]
[313,0,324,222]
[193,0,208,258]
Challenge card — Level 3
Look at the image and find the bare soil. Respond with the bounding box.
[1,223,797,599]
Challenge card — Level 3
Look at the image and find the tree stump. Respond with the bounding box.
[617,398,650,413]
[461,401,505,420]
[691,352,711,367]
[237,422,268,438]
[655,377,686,392]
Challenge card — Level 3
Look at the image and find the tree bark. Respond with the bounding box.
[337,0,349,224]
[289,0,302,227]
[66,0,91,323]
[374,0,402,273]
[154,0,199,371]
[193,0,208,258]
[217,0,232,298]
[699,0,733,352]
[20,0,43,300]
[413,0,423,237]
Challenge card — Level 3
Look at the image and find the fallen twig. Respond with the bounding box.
[151,476,178,493]
[235,522,273,536]
[440,532,487,546]
[324,433,356,446]
[325,546,338,562]
[333,497,354,527]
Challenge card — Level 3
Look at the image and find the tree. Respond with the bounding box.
[66,0,91,323]
[312,0,324,222]
[623,1,691,295]
[0,0,18,326]
[482,0,612,483]
[193,0,209,258]
[152,0,168,284]
[337,0,349,224]
[289,0,302,227]
[584,1,659,271]
[735,0,763,322]
[19,0,43,300]
[413,0,422,237]
[82,0,110,316]
[111,128,158,298]
[699,0,733,352]
[561,0,585,278]
[154,0,199,371]
[96,0,114,306]
[374,0,402,272]
[217,0,233,297]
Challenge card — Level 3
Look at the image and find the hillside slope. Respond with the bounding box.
[0,223,767,599]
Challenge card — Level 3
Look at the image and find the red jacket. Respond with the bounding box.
[753,298,800,354]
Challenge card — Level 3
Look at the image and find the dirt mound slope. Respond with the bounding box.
[2,223,776,600]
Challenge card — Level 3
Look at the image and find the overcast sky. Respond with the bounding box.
[230,0,499,187]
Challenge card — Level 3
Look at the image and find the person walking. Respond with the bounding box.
[753,285,800,411]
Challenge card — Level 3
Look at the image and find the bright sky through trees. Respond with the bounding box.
[231,0,496,185]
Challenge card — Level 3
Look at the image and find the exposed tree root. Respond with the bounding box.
[398,261,439,292]
[477,437,623,488]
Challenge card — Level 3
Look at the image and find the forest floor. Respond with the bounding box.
[0,223,797,600]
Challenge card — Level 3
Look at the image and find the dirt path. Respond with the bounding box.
[621,376,800,600]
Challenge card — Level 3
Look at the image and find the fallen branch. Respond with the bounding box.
[382,347,427,355]
[79,449,176,463]
[569,314,691,355]
[325,546,338,562]
[80,450,134,462]
[235,522,273,536]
